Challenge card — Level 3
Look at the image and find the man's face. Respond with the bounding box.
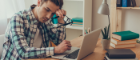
[37,1,60,23]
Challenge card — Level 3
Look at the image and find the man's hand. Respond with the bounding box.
[56,9,66,24]
[54,40,71,54]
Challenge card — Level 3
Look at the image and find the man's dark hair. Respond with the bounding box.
[41,0,63,9]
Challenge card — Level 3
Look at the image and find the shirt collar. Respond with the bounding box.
[27,4,40,25]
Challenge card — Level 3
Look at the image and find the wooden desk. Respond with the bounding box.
[29,36,140,60]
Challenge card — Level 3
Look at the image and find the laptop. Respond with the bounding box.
[52,28,101,60]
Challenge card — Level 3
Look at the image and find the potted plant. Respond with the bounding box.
[101,24,110,50]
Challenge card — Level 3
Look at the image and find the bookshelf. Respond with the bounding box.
[56,0,92,40]
[117,7,140,9]
[110,0,140,39]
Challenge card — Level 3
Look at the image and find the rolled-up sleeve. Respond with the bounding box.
[44,20,66,44]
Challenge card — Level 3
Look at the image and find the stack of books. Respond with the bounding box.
[110,31,139,49]
[105,49,138,60]
[117,0,136,7]
[72,17,83,27]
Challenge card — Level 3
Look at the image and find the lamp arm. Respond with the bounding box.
[108,15,110,25]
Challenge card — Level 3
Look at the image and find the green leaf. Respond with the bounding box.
[104,27,107,37]
[101,29,105,39]
[106,24,110,39]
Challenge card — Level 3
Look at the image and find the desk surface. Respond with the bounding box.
[29,36,140,60]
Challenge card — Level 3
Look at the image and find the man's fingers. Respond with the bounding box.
[65,40,70,44]
[56,9,66,18]
[59,10,63,18]
[61,10,66,18]
[62,9,66,16]
[65,44,72,47]
[65,45,71,50]
[63,40,69,43]
[68,44,72,47]
[68,41,71,44]
[56,10,63,18]
[63,40,71,47]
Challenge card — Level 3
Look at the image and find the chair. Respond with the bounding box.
[0,34,4,58]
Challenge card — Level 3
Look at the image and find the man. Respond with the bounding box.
[1,0,71,60]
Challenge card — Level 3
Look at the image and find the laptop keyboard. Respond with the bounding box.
[64,49,80,59]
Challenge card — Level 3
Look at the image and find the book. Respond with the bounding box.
[112,31,139,41]
[73,22,83,24]
[117,0,132,7]
[110,42,136,49]
[131,0,136,7]
[111,38,137,45]
[72,23,83,25]
[122,0,127,7]
[127,0,132,7]
[72,24,83,27]
[117,0,122,7]
[72,17,83,22]
[105,54,138,60]
[106,49,136,59]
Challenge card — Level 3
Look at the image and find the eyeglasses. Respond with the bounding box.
[51,15,73,28]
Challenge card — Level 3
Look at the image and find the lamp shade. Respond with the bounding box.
[98,0,109,15]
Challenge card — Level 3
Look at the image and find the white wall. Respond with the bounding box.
[92,0,140,39]
[24,0,37,9]
[122,9,140,38]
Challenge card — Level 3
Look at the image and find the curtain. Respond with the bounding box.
[0,0,25,34]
